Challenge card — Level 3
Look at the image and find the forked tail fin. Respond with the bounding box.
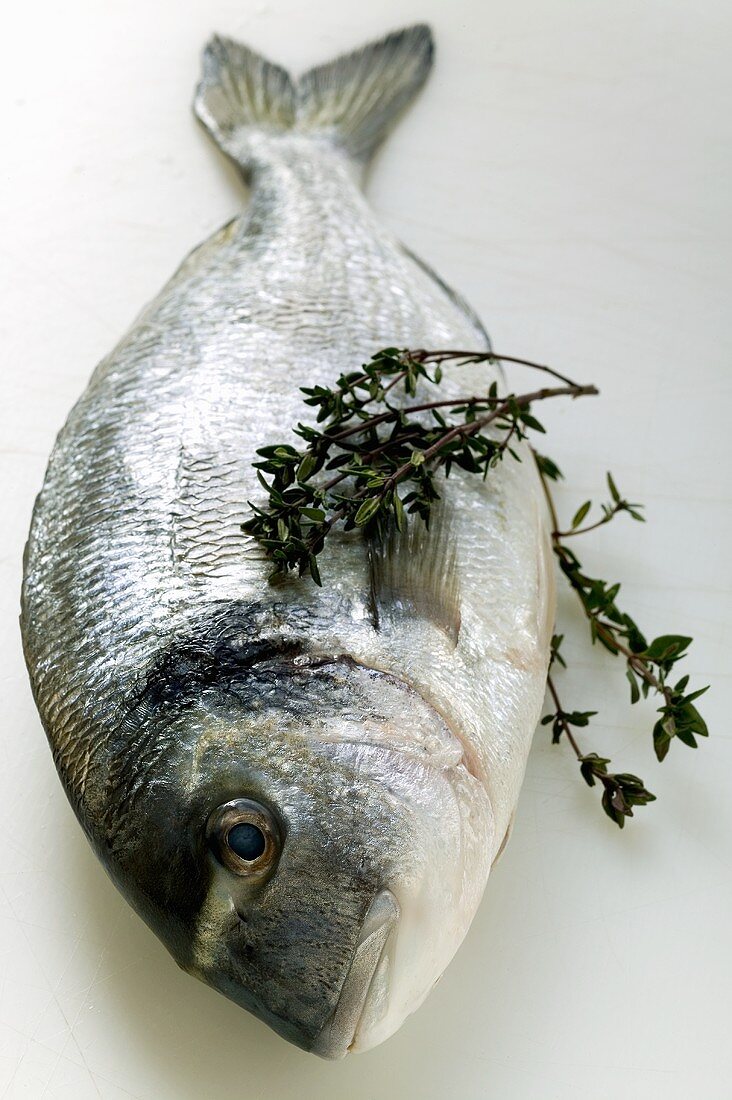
[194,24,434,169]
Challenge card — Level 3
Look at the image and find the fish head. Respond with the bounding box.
[107,652,493,1057]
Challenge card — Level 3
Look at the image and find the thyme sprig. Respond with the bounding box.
[243,347,709,826]
[537,461,709,773]
[544,661,656,828]
[244,348,595,584]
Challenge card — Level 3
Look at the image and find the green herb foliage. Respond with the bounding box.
[243,348,708,826]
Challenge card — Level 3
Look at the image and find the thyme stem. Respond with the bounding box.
[547,674,583,758]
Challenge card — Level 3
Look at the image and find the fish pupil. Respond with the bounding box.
[227,822,266,861]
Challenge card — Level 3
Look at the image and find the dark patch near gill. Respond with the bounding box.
[143,633,302,710]
[132,600,311,715]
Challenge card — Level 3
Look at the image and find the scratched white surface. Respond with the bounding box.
[1,1,730,1097]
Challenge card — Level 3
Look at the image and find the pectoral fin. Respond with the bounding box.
[369,506,461,646]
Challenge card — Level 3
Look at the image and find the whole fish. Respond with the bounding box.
[21,25,554,1057]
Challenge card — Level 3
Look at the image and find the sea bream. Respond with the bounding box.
[21,25,554,1056]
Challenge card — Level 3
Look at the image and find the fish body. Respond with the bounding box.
[21,26,554,1056]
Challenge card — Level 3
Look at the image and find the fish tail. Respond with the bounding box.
[194,25,434,170]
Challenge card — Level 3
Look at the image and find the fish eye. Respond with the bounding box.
[205,798,281,876]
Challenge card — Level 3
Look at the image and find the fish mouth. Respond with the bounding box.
[312,889,400,1059]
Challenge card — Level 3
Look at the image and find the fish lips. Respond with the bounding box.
[312,887,400,1059]
[200,881,400,1058]
[205,887,400,1058]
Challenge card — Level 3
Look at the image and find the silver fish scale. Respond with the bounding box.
[22,133,551,849]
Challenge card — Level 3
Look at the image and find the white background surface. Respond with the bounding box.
[1,1,730,1097]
